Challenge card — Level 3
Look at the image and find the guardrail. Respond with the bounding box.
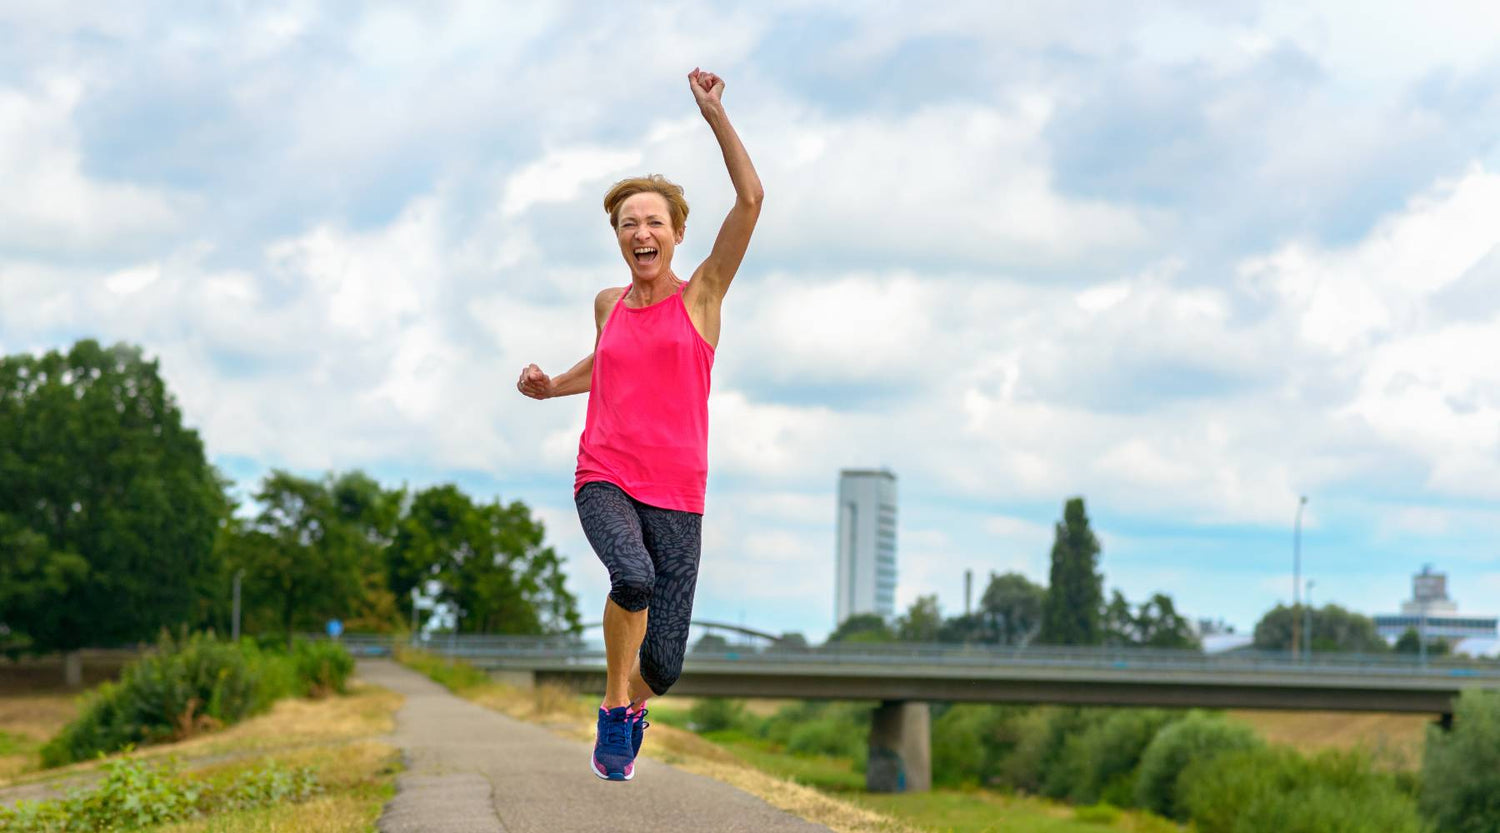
[330,633,1500,680]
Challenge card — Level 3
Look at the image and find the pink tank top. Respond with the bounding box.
[575,281,715,513]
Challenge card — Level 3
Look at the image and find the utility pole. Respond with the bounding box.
[964,570,973,617]
[1291,496,1307,661]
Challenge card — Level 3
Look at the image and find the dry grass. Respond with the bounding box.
[0,693,78,780]
[1227,709,1430,769]
[0,676,402,833]
[447,678,916,833]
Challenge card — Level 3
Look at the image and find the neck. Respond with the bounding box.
[629,271,680,304]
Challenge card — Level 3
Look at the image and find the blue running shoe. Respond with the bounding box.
[591,705,635,781]
[629,705,650,758]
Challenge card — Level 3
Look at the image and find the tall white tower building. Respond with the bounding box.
[835,469,898,626]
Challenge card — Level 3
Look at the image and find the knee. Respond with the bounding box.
[641,653,682,696]
[608,570,654,613]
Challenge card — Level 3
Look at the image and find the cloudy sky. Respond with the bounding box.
[3,1,1498,641]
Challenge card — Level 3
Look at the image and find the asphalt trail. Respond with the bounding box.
[362,659,834,833]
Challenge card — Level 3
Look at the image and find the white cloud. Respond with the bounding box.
[0,78,183,255]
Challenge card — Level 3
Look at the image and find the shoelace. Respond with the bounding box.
[635,707,650,731]
[603,710,633,750]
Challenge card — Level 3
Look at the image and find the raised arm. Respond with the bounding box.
[517,288,621,399]
[687,68,764,301]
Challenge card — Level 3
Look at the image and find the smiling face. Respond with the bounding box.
[615,192,684,281]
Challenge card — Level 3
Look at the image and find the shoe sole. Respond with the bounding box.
[591,755,634,781]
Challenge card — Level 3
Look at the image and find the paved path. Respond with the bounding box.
[362,660,833,833]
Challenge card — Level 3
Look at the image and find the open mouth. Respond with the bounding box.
[633,246,659,265]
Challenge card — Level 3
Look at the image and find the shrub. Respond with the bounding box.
[1421,688,1500,833]
[786,715,866,760]
[0,755,319,831]
[1181,745,1425,833]
[395,647,491,690]
[293,639,354,697]
[996,707,1112,797]
[1055,708,1181,806]
[930,704,1033,787]
[1133,711,1260,820]
[40,632,347,766]
[42,632,262,766]
[689,698,748,733]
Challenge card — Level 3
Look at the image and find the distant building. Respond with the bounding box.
[835,469,897,626]
[1374,565,1499,643]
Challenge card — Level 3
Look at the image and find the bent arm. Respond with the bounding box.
[549,353,593,397]
[693,80,763,298]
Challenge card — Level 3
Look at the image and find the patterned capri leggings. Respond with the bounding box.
[575,481,703,696]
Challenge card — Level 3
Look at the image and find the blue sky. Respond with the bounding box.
[2,1,1498,641]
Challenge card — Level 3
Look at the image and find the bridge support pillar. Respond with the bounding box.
[867,700,930,793]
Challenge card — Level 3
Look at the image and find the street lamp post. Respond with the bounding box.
[1304,579,1315,659]
[1292,496,1308,661]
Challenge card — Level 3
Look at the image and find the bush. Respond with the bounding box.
[930,704,1033,787]
[396,647,491,690]
[757,701,871,763]
[689,698,748,733]
[293,639,355,697]
[1133,711,1260,820]
[43,632,261,766]
[1054,708,1181,806]
[996,707,1112,797]
[41,632,351,766]
[0,754,320,831]
[1421,688,1500,833]
[1181,745,1424,833]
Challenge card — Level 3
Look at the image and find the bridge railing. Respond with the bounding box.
[330,633,1500,680]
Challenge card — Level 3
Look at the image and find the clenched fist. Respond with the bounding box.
[688,67,724,110]
[517,363,554,400]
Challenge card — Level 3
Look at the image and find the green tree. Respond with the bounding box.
[692,633,730,654]
[1039,497,1103,646]
[228,471,368,641]
[766,632,810,653]
[328,471,405,632]
[0,341,227,661]
[826,613,894,644]
[1394,627,1449,656]
[1104,590,1201,649]
[1422,689,1500,832]
[390,485,579,635]
[981,571,1047,645]
[896,594,943,642]
[1253,603,1387,653]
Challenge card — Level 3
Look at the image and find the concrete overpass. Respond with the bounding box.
[367,637,1500,793]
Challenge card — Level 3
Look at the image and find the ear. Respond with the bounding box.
[675,226,685,245]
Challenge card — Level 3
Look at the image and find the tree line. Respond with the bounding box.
[0,340,581,661]
[809,497,1203,651]
[756,496,1435,657]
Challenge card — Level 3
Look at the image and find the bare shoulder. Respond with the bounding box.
[594,286,627,326]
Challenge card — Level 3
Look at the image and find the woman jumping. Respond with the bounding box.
[516,67,763,782]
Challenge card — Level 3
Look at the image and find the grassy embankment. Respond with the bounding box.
[397,649,1177,833]
[0,655,402,832]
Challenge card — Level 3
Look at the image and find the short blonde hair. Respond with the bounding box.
[603,175,689,233]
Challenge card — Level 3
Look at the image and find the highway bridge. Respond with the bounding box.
[355,635,1500,792]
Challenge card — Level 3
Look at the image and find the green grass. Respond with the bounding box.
[652,703,1174,833]
[855,792,1179,833]
[0,731,27,756]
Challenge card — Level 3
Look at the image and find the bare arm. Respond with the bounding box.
[687,68,763,299]
[516,288,620,399]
